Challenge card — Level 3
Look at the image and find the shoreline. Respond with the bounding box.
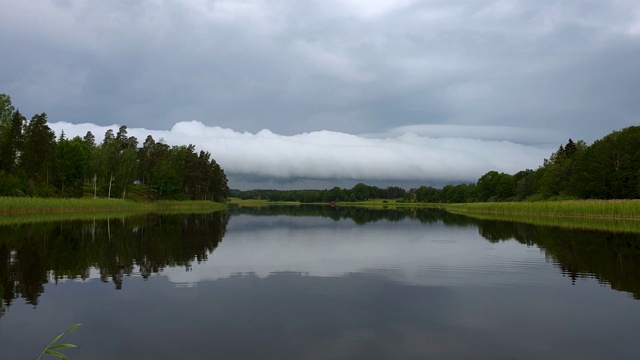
[0,197,227,216]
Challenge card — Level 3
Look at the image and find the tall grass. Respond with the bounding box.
[453,211,640,233]
[443,200,640,220]
[0,197,226,215]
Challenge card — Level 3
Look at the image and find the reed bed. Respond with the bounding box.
[452,211,640,233]
[443,200,640,220]
[0,197,226,215]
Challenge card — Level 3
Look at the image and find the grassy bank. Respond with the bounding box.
[228,198,300,207]
[451,210,640,233]
[442,200,640,220]
[336,199,640,233]
[304,199,432,208]
[0,207,228,226]
[0,197,226,215]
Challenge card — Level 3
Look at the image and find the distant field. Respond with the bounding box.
[228,198,300,207]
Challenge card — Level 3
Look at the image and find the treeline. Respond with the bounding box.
[412,126,640,203]
[0,94,229,201]
[229,184,408,203]
[232,125,640,203]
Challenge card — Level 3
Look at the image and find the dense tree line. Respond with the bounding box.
[410,127,640,203]
[0,94,229,201]
[230,184,408,203]
[232,126,640,203]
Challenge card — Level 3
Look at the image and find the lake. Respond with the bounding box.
[1,206,639,359]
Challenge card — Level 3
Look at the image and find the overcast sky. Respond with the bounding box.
[2,0,639,189]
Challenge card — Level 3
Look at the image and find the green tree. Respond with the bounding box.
[571,127,640,199]
[475,171,516,202]
[537,139,587,198]
[351,183,371,201]
[0,111,26,173]
[20,113,56,194]
[54,134,92,197]
[138,135,157,195]
[415,185,440,203]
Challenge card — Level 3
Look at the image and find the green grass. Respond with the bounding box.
[441,200,640,220]
[228,198,301,207]
[0,207,227,226]
[452,210,640,233]
[337,199,640,232]
[228,198,270,207]
[0,197,226,215]
[328,199,437,208]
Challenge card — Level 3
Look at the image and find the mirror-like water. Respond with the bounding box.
[1,206,639,359]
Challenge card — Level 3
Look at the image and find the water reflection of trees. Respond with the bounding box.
[3,207,639,319]
[0,212,229,317]
[228,205,478,226]
[231,205,640,299]
[472,218,640,299]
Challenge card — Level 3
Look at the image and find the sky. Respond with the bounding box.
[2,0,639,189]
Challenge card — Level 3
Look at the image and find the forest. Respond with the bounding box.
[0,94,229,201]
[231,125,640,203]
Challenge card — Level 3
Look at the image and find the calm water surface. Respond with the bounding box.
[0,206,639,359]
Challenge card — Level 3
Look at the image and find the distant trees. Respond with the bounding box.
[230,184,409,203]
[230,126,640,204]
[54,133,91,197]
[407,129,640,203]
[0,93,229,201]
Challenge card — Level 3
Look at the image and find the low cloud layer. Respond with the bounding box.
[50,121,554,188]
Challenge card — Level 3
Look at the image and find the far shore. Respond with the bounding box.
[229,198,640,220]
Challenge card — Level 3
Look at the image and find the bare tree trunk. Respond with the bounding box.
[108,173,114,199]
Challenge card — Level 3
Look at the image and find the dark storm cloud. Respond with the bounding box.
[2,0,639,186]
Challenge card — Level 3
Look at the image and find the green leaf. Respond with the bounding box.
[44,349,69,360]
[37,324,81,360]
[48,343,79,350]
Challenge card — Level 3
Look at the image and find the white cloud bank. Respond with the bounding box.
[49,121,554,187]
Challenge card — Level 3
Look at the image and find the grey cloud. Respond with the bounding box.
[2,0,638,184]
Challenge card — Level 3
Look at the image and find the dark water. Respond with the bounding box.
[1,206,639,359]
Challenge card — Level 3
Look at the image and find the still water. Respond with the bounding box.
[0,206,639,359]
